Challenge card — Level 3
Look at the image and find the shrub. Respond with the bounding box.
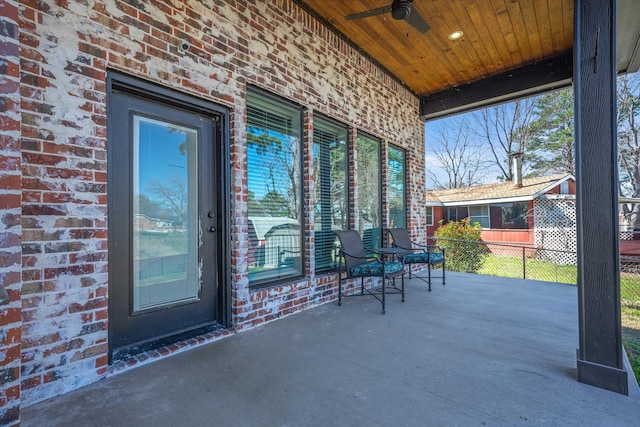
[434,217,487,273]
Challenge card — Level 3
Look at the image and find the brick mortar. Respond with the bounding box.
[1,0,22,424]
[15,0,426,407]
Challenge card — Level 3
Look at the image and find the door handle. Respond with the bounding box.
[209,226,217,232]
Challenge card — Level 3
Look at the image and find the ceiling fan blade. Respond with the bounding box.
[405,7,430,33]
[345,6,391,21]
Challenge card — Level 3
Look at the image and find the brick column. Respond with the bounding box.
[0,0,22,424]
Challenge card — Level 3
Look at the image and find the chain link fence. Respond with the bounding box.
[427,237,640,307]
[427,231,640,384]
[621,256,640,309]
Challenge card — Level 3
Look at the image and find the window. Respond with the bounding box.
[246,90,303,286]
[357,134,382,250]
[426,206,434,226]
[313,117,348,272]
[388,146,406,229]
[502,202,528,228]
[469,205,490,228]
[560,181,569,194]
[447,207,458,222]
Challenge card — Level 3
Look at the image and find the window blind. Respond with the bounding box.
[356,134,382,250]
[313,117,348,272]
[388,146,406,229]
[246,91,303,286]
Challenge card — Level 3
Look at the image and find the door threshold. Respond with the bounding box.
[111,322,225,362]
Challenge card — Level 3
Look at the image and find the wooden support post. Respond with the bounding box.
[574,0,628,394]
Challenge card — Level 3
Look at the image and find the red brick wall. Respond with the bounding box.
[19,0,109,405]
[0,1,22,424]
[12,0,425,407]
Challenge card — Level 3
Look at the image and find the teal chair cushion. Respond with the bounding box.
[402,252,444,265]
[351,260,403,276]
[403,252,429,263]
[428,253,445,264]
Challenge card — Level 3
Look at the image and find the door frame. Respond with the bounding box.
[106,72,231,362]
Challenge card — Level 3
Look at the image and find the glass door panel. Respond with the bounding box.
[132,117,199,311]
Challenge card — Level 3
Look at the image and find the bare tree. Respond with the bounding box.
[136,194,162,218]
[356,136,381,229]
[247,129,301,220]
[473,97,538,181]
[148,176,188,224]
[426,116,489,189]
[617,72,640,229]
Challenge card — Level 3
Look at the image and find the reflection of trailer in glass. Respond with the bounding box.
[248,217,299,267]
[264,222,301,268]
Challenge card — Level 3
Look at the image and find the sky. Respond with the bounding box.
[424,71,640,191]
[423,110,505,189]
[135,117,192,197]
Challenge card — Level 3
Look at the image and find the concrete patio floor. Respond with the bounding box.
[22,272,640,426]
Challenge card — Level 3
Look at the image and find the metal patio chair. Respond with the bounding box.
[386,228,445,291]
[334,230,404,314]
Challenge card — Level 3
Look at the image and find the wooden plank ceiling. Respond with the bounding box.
[297,0,574,98]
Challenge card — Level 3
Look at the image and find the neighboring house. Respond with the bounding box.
[133,214,174,234]
[619,197,640,260]
[619,197,640,236]
[427,178,640,264]
[426,174,576,247]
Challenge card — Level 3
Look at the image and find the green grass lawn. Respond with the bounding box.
[137,232,188,258]
[478,255,577,284]
[624,339,640,385]
[478,254,640,301]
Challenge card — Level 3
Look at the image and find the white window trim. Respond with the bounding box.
[468,205,490,228]
[426,206,434,226]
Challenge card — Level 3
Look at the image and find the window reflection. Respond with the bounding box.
[132,116,199,310]
[247,92,303,286]
[388,146,406,229]
[313,117,348,272]
[357,134,382,250]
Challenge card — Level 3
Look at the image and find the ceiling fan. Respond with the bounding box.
[344,0,431,34]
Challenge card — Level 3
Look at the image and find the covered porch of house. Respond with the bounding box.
[22,273,640,426]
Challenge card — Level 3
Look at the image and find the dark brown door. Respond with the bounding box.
[109,88,221,358]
